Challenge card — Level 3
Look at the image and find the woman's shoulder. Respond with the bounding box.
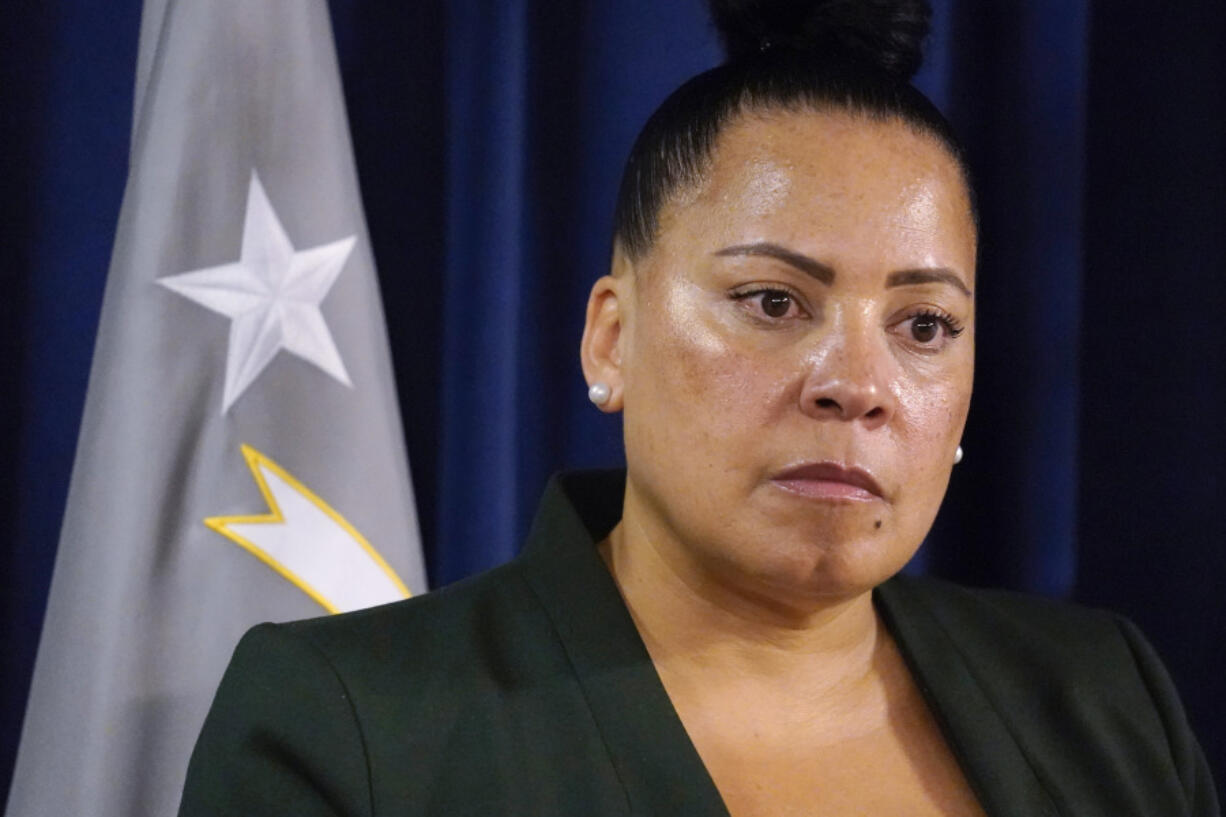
[881,572,1149,680]
[879,574,1219,815]
[249,557,550,687]
[183,557,626,815]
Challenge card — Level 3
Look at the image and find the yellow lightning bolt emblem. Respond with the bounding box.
[206,444,410,613]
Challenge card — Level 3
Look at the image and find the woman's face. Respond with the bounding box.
[594,109,977,604]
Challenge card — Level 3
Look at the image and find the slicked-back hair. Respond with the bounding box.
[611,50,975,262]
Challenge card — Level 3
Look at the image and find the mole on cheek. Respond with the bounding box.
[874,520,882,530]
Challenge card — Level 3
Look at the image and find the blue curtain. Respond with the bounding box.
[3,0,1223,799]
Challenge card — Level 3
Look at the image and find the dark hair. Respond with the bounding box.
[612,0,974,261]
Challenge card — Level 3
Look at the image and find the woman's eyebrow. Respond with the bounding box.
[713,242,834,285]
[713,244,972,298]
[886,268,973,298]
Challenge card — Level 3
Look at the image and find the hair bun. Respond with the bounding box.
[708,0,932,81]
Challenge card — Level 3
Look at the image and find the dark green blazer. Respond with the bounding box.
[179,470,1219,816]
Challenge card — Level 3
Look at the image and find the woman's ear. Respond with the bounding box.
[580,268,630,413]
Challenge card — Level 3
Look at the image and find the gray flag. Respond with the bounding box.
[5,2,426,815]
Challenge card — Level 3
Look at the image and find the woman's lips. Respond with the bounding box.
[771,462,884,502]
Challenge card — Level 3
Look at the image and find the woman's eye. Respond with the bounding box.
[732,288,806,321]
[898,310,964,350]
[911,314,940,343]
[760,290,794,318]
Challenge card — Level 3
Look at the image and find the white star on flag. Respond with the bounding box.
[158,171,356,413]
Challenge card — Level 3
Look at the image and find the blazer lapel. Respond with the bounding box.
[877,578,1061,817]
[519,472,731,817]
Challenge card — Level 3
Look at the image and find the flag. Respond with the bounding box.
[5,2,427,815]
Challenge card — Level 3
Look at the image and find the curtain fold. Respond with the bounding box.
[440,0,534,580]
[925,0,1089,597]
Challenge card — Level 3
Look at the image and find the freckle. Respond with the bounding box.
[874,520,882,529]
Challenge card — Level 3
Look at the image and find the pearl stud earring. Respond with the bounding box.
[587,382,611,406]
[954,445,964,465]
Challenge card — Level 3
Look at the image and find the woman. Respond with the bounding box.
[179,1,1219,814]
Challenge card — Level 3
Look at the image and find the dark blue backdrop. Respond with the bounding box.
[3,0,1224,801]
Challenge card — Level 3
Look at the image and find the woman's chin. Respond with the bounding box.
[711,532,920,610]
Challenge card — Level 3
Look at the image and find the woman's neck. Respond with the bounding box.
[599,512,884,703]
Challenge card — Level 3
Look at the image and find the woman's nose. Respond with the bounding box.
[798,329,895,429]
